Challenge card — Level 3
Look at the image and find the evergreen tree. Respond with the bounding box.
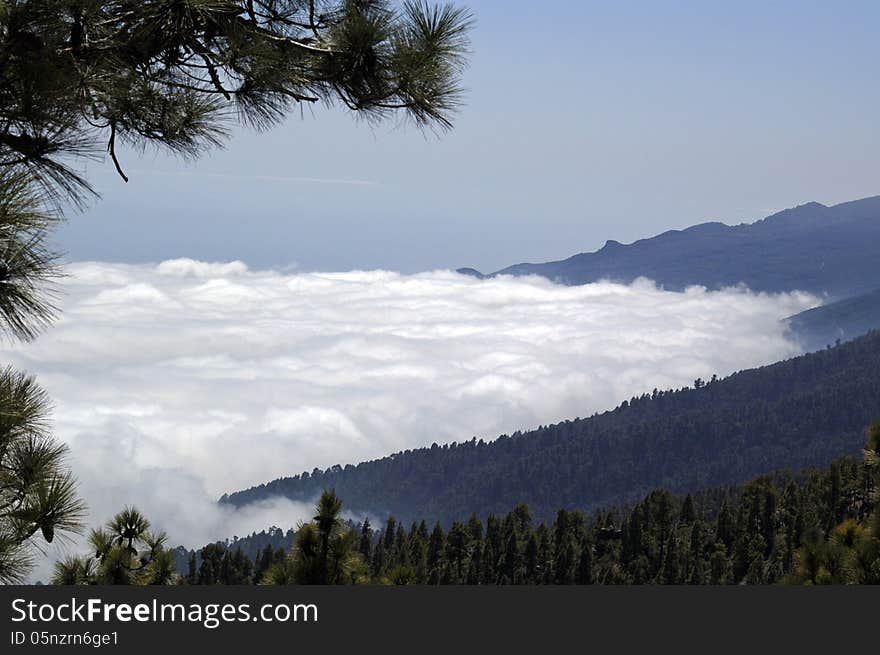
[480,541,495,585]
[744,535,767,585]
[187,552,197,585]
[500,530,521,584]
[383,516,397,554]
[409,528,428,584]
[0,306,84,581]
[709,542,732,585]
[465,542,481,584]
[254,544,275,583]
[466,513,484,542]
[265,489,367,585]
[445,521,468,583]
[681,494,697,524]
[163,441,880,587]
[575,539,594,584]
[358,518,373,562]
[716,500,734,548]
[1,0,474,207]
[2,0,472,581]
[661,534,682,584]
[52,507,174,585]
[371,539,386,578]
[537,524,553,584]
[523,532,540,583]
[426,522,445,585]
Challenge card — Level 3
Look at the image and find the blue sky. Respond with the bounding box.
[55,0,880,273]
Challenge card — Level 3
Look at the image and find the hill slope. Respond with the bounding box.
[461,196,880,299]
[222,331,880,524]
[786,287,880,351]
[191,454,874,585]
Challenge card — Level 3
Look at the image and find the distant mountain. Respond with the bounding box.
[786,286,880,351]
[460,196,880,300]
[222,331,880,525]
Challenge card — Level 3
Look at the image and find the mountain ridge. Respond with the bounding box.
[786,287,880,351]
[221,330,880,524]
[459,195,880,300]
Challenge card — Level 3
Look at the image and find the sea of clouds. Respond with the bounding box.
[0,259,819,570]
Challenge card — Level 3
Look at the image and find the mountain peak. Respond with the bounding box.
[757,201,832,229]
[829,194,880,220]
[474,194,880,298]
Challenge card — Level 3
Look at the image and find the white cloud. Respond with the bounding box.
[0,260,819,563]
[155,258,249,278]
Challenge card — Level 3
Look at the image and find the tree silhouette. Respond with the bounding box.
[2,0,473,209]
[0,365,85,582]
[264,489,367,584]
[52,507,174,585]
[2,0,472,581]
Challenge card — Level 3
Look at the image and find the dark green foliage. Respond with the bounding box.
[0,366,85,583]
[223,331,880,525]
[172,525,295,581]
[0,172,82,586]
[187,440,880,584]
[53,507,175,585]
[4,0,471,584]
[380,452,877,584]
[1,0,473,207]
[0,171,60,341]
[262,489,369,584]
[786,425,880,584]
[193,542,253,585]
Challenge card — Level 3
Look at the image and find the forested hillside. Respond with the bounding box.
[787,286,880,351]
[222,331,880,524]
[188,447,879,585]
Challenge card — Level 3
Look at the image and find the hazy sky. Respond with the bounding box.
[54,1,880,273]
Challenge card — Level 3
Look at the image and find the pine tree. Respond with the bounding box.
[445,522,468,583]
[500,530,521,584]
[265,490,367,585]
[465,543,481,584]
[681,494,697,524]
[383,517,397,554]
[358,518,373,562]
[254,544,274,583]
[371,539,386,578]
[409,525,428,584]
[427,522,445,585]
[480,541,496,585]
[523,532,540,583]
[466,513,484,542]
[661,534,681,584]
[1,0,474,206]
[575,539,594,585]
[709,542,732,585]
[0,194,85,580]
[537,524,553,584]
[716,500,735,548]
[52,507,173,585]
[1,0,472,581]
[393,524,409,568]
[187,553,197,585]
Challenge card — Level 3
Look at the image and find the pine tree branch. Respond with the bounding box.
[107,123,128,183]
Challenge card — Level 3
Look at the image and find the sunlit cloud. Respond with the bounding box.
[0,260,819,562]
